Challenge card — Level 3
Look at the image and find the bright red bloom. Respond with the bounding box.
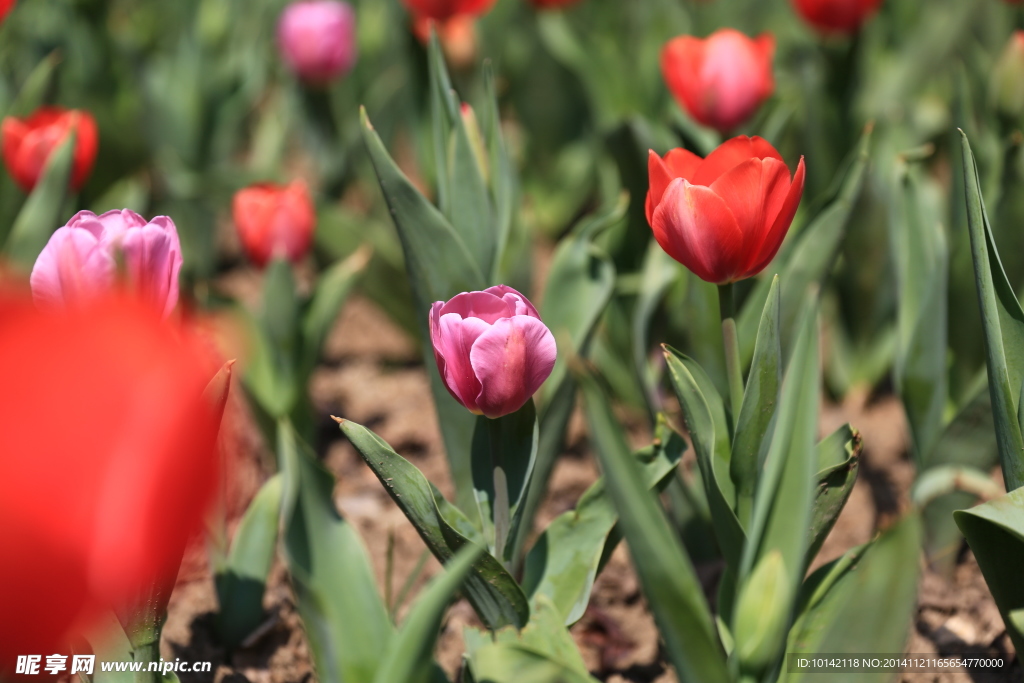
[402,0,494,21]
[792,0,883,33]
[661,30,775,133]
[0,0,15,23]
[232,180,316,267]
[529,0,581,8]
[1,107,98,192]
[0,293,225,667]
[646,136,806,284]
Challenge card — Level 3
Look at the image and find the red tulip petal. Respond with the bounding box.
[692,135,784,186]
[742,156,806,279]
[709,156,792,264]
[647,148,703,225]
[651,178,744,283]
[661,36,709,124]
[470,315,556,418]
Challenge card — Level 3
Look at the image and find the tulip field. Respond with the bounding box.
[6,0,1024,681]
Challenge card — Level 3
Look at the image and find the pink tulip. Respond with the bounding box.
[430,286,556,419]
[278,0,358,83]
[30,209,183,318]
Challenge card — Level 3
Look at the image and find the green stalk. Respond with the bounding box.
[718,282,745,423]
[489,419,511,565]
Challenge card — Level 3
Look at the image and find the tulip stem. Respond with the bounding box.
[488,418,511,565]
[718,283,745,423]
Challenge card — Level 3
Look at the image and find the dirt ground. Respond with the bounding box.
[160,294,1021,683]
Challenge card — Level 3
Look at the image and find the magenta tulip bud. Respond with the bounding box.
[430,286,557,419]
[278,0,358,84]
[30,209,183,318]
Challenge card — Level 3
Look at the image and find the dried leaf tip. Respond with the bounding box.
[330,415,345,425]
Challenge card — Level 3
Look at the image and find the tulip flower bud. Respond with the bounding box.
[661,30,775,133]
[232,180,316,267]
[992,32,1024,120]
[646,136,805,284]
[402,0,495,21]
[792,0,883,34]
[1,107,98,193]
[430,286,556,419]
[278,0,358,84]
[0,293,223,664]
[30,209,183,318]
[733,551,793,671]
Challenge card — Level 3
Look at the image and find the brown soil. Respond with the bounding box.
[159,295,1021,683]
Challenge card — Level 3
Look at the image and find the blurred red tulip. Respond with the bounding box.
[646,136,805,284]
[792,0,883,34]
[232,181,316,267]
[412,13,478,68]
[661,30,775,133]
[0,0,14,23]
[0,293,225,668]
[402,0,494,21]
[529,0,581,9]
[1,107,98,193]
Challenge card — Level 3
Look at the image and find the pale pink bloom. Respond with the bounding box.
[429,286,556,419]
[278,0,357,83]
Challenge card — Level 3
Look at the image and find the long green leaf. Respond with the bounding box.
[300,245,369,379]
[5,51,60,119]
[215,474,282,649]
[807,426,862,566]
[522,416,686,625]
[278,421,392,683]
[373,545,483,683]
[4,132,76,267]
[960,131,1024,491]
[579,373,730,683]
[340,419,529,629]
[362,106,486,513]
[664,346,745,572]
[732,276,781,527]
[954,488,1024,655]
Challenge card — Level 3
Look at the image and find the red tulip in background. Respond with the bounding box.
[646,136,805,284]
[1,107,98,192]
[232,180,316,267]
[0,0,15,24]
[402,0,495,21]
[0,293,225,667]
[661,29,775,133]
[792,0,883,34]
[430,286,556,419]
[529,0,582,9]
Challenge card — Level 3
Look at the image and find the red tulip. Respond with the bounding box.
[529,0,581,8]
[646,136,805,284]
[412,13,478,68]
[1,107,98,193]
[661,30,775,133]
[792,0,883,34]
[0,293,225,667]
[402,0,495,21]
[232,180,316,267]
[0,0,14,23]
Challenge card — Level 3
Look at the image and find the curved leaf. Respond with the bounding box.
[807,426,862,566]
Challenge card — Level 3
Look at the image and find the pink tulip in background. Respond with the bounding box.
[30,209,183,318]
[430,286,556,419]
[661,29,775,133]
[278,0,357,83]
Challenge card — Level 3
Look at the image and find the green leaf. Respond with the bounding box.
[632,240,681,418]
[300,245,369,379]
[579,373,730,683]
[732,276,781,527]
[737,125,871,362]
[522,416,686,625]
[807,426,862,565]
[781,514,922,683]
[86,613,136,683]
[5,51,60,119]
[470,400,538,565]
[373,544,483,683]
[278,421,392,683]
[340,419,530,629]
[483,63,515,271]
[738,292,820,649]
[242,260,300,420]
[468,643,598,683]
[954,488,1024,655]
[959,131,1024,491]
[664,346,745,572]
[215,474,282,649]
[891,160,949,460]
[734,551,792,672]
[361,105,486,513]
[4,132,76,267]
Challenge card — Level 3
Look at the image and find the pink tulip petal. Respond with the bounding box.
[438,313,491,412]
[120,226,181,318]
[486,284,540,318]
[30,227,115,308]
[470,316,556,418]
[440,289,512,323]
